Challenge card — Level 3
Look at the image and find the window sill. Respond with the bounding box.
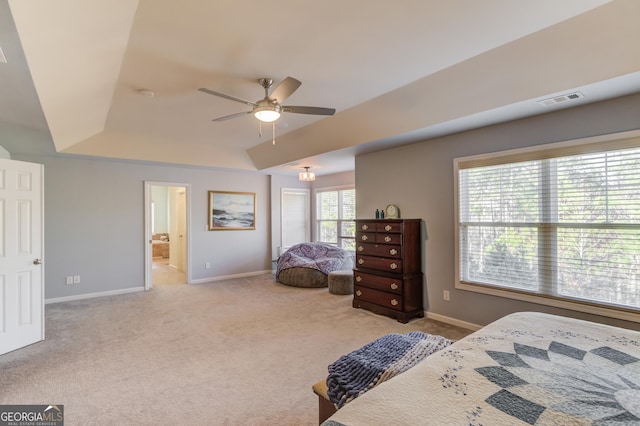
[456,281,640,323]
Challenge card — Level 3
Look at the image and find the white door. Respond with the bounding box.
[0,158,44,355]
[168,186,187,272]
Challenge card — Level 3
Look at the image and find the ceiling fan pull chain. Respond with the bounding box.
[259,120,262,138]
[272,122,276,145]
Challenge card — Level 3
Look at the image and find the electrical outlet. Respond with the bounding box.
[73,275,80,284]
[205,262,211,269]
[443,290,450,301]
[66,276,73,285]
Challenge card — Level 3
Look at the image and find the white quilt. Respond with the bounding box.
[324,312,640,425]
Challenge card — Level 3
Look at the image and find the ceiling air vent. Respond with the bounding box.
[537,92,584,107]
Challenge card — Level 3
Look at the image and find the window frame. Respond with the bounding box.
[454,130,640,323]
[314,185,356,252]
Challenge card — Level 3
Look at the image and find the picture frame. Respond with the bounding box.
[208,190,256,230]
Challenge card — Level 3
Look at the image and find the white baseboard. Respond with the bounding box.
[190,270,272,284]
[46,271,272,303]
[425,311,482,331]
[46,286,145,304]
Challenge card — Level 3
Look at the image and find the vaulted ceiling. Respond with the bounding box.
[1,0,639,176]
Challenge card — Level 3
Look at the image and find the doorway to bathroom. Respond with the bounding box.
[144,181,191,289]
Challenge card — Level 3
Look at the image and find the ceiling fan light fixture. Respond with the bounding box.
[200,76,336,123]
[299,166,316,182]
[254,102,282,122]
[254,109,280,122]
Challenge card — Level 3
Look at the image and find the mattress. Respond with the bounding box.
[323,312,640,425]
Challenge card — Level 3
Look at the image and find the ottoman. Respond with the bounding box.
[328,270,354,295]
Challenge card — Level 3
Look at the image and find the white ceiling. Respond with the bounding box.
[1,0,639,177]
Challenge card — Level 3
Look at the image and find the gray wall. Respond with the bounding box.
[312,171,355,190]
[12,154,271,300]
[356,92,640,330]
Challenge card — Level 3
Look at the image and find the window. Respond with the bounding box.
[455,132,640,320]
[316,187,356,251]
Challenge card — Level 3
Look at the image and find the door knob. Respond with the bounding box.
[33,259,43,265]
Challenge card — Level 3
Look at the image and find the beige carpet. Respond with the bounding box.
[0,274,471,425]
[152,257,186,286]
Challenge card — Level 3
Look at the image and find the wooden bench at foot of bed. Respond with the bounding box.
[312,379,337,425]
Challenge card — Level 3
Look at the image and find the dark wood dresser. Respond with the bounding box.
[353,219,424,323]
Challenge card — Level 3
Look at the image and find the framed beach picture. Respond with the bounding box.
[208,191,256,230]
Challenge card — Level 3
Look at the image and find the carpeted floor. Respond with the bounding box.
[152,257,186,286]
[0,274,471,425]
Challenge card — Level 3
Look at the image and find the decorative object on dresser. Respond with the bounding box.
[385,204,399,219]
[353,219,424,323]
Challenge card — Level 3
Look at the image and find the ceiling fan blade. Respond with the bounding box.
[198,88,256,107]
[282,106,336,116]
[270,77,301,103]
[211,111,252,122]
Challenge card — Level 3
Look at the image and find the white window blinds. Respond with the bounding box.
[456,132,640,316]
[316,187,356,251]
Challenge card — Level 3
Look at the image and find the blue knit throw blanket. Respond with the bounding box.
[326,331,454,408]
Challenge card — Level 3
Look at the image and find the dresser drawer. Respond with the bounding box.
[375,233,402,244]
[354,285,403,311]
[356,232,375,243]
[376,222,402,233]
[356,255,402,273]
[356,253,402,274]
[356,242,401,258]
[354,270,402,295]
[355,231,402,245]
[357,222,377,232]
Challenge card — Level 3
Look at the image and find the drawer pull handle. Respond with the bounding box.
[390,283,398,290]
[361,224,368,231]
[358,259,364,265]
[357,245,364,251]
[391,299,398,306]
[389,249,397,255]
[356,276,362,282]
[356,290,362,296]
[390,263,398,269]
[385,225,392,231]
[384,236,391,242]
[361,235,368,241]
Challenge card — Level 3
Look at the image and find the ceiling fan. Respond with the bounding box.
[198,77,336,123]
